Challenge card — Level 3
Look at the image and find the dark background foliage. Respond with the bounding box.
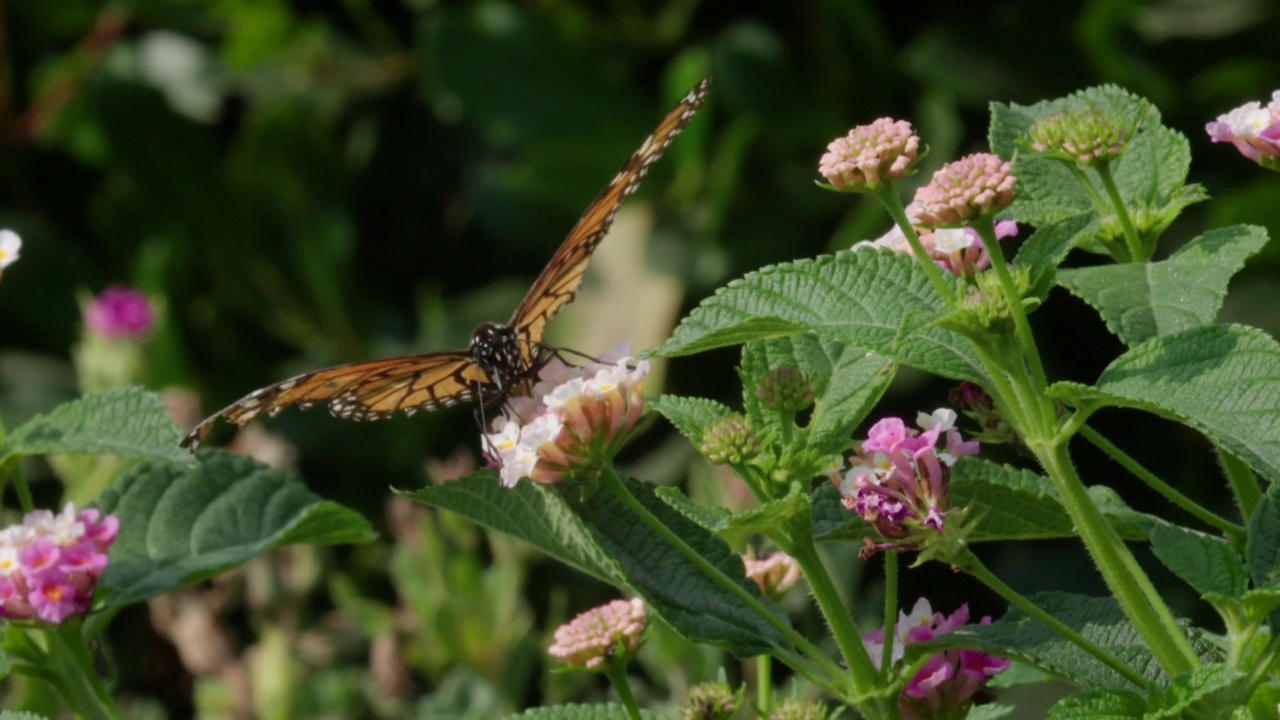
[2,0,1280,716]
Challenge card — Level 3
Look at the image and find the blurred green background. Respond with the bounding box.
[3,0,1280,717]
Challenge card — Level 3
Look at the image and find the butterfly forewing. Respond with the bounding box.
[510,77,712,361]
[183,77,710,448]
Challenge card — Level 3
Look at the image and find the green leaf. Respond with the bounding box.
[967,705,1016,720]
[940,592,1180,689]
[411,472,792,657]
[654,485,733,531]
[1148,522,1247,600]
[740,334,894,452]
[655,249,985,383]
[1049,325,1280,483]
[96,450,375,607]
[503,704,658,720]
[1056,225,1267,346]
[1247,484,1280,588]
[649,395,734,448]
[813,458,1150,543]
[1145,665,1244,719]
[1045,689,1147,719]
[1015,213,1099,299]
[0,713,51,720]
[0,387,192,466]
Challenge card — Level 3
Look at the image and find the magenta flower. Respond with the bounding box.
[818,118,922,190]
[1206,91,1280,167]
[0,503,117,624]
[548,597,647,670]
[831,409,978,555]
[485,343,648,487]
[864,598,1010,720]
[913,153,1016,227]
[85,286,155,340]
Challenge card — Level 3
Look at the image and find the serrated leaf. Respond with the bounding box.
[1045,689,1147,719]
[0,712,51,720]
[937,592,1175,689]
[504,704,658,720]
[1048,325,1280,483]
[1247,485,1280,588]
[1146,665,1244,719]
[1056,226,1267,346]
[412,472,792,657]
[1149,523,1247,600]
[1015,213,1099,299]
[967,705,1016,720]
[654,485,733,531]
[0,387,192,466]
[95,450,375,607]
[740,335,894,452]
[649,395,734,448]
[655,249,985,383]
[1239,587,1280,623]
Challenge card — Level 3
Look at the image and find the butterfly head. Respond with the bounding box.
[470,321,527,391]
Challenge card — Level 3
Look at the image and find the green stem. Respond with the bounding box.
[974,216,1049,399]
[959,550,1148,688]
[1219,450,1261,524]
[880,551,898,678]
[1080,425,1246,540]
[757,655,772,716]
[1034,442,1200,674]
[1063,164,1111,220]
[872,184,956,304]
[47,622,122,720]
[596,467,846,689]
[1093,162,1145,262]
[603,662,643,720]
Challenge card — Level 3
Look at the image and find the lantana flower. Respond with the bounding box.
[742,550,802,598]
[830,409,978,556]
[913,153,1016,227]
[863,598,1010,720]
[818,118,922,191]
[1206,91,1280,169]
[85,286,156,341]
[0,503,119,623]
[0,229,21,279]
[1028,109,1132,166]
[683,681,738,720]
[548,597,647,670]
[485,346,648,487]
[857,220,1020,278]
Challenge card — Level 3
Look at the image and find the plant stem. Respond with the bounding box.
[1094,162,1144,261]
[1080,425,1245,540]
[603,662,644,720]
[757,655,772,716]
[880,551,898,677]
[872,184,956,304]
[1033,441,1200,674]
[1219,450,1262,524]
[47,622,122,720]
[596,467,847,690]
[974,216,1049,399]
[958,550,1148,688]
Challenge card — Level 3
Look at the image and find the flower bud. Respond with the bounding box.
[699,414,759,465]
[913,153,1016,227]
[1029,109,1131,165]
[742,550,802,598]
[770,698,828,720]
[818,118,921,191]
[682,682,738,720]
[755,366,814,412]
[548,598,647,671]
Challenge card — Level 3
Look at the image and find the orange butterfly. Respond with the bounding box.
[182,78,711,449]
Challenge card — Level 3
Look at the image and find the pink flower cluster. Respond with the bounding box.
[742,550,802,598]
[831,409,978,550]
[486,345,648,487]
[548,597,647,670]
[85,286,155,340]
[1206,91,1280,166]
[0,504,119,624]
[912,153,1016,227]
[864,598,1009,720]
[858,219,1019,278]
[818,118,921,189]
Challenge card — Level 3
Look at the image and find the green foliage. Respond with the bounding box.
[503,704,658,719]
[95,449,375,607]
[0,387,191,466]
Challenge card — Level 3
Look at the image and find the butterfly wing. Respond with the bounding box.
[508,77,711,360]
[181,351,488,448]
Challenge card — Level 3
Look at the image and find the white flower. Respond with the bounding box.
[931,228,974,254]
[917,408,958,432]
[0,230,21,270]
[1217,101,1272,138]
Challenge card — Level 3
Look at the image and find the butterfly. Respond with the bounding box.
[181,77,711,449]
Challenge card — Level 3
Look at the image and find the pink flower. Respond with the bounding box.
[913,153,1016,227]
[864,598,1010,720]
[485,344,648,487]
[742,550,803,598]
[548,598,647,670]
[856,220,1019,278]
[85,286,155,340]
[830,409,978,554]
[1206,91,1280,166]
[818,118,922,190]
[0,503,117,624]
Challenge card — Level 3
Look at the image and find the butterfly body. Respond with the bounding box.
[182,77,710,449]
